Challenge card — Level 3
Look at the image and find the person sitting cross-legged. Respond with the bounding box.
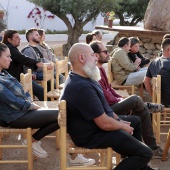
[90,41,164,160]
[60,42,160,170]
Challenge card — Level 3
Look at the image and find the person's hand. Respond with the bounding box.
[32,74,36,80]
[134,57,141,66]
[120,121,134,135]
[46,63,53,70]
[36,62,44,68]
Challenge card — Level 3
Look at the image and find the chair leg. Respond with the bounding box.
[100,152,105,167]
[106,147,113,170]
[0,134,2,159]
[162,129,170,161]
[139,84,143,99]
[56,130,60,149]
[27,128,34,170]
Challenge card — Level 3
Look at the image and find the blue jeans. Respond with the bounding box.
[32,81,44,101]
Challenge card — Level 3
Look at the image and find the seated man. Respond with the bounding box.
[111,37,147,86]
[21,28,64,90]
[144,38,170,107]
[60,43,158,170]
[128,37,150,68]
[90,41,164,159]
[2,29,51,101]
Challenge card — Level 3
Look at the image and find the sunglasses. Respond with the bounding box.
[96,50,108,55]
[100,50,108,54]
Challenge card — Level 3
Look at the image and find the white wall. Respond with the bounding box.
[0,0,104,31]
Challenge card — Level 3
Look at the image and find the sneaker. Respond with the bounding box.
[22,139,48,158]
[146,102,164,113]
[146,166,159,170]
[69,154,95,166]
[152,146,163,159]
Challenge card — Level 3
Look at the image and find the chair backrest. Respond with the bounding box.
[152,75,161,104]
[53,45,64,60]
[55,57,68,89]
[58,100,119,169]
[41,62,55,101]
[20,69,33,98]
[108,59,114,84]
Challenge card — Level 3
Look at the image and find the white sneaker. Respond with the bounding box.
[22,139,48,158]
[69,154,95,166]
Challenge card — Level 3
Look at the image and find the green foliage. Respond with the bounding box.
[115,0,149,26]
[27,0,120,24]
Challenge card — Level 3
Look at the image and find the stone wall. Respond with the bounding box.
[113,33,163,59]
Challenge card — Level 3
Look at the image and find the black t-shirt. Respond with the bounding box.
[60,72,114,148]
[146,57,170,106]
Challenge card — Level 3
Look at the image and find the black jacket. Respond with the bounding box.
[128,51,150,68]
[5,43,39,81]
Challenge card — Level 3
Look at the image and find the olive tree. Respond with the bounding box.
[115,0,149,26]
[27,0,120,55]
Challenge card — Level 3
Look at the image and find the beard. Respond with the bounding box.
[32,38,40,44]
[82,61,101,81]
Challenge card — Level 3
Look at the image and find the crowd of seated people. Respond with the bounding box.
[0,27,169,169]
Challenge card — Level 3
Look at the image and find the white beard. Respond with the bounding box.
[82,61,101,81]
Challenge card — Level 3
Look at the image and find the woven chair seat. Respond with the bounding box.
[0,126,27,133]
[47,89,61,99]
[34,101,59,108]
[114,89,130,98]
[67,133,110,154]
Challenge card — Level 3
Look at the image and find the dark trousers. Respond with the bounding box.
[110,95,157,150]
[32,81,44,101]
[8,109,59,141]
[84,115,152,170]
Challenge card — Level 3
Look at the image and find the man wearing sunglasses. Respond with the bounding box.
[90,41,164,161]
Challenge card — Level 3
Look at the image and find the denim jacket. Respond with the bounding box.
[0,70,32,122]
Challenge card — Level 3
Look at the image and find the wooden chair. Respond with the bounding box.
[0,127,33,170]
[53,45,64,60]
[0,69,34,169]
[152,75,170,143]
[20,69,60,149]
[162,128,170,161]
[46,57,69,101]
[107,60,135,98]
[59,100,121,170]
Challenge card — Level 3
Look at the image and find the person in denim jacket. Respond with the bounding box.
[0,42,59,158]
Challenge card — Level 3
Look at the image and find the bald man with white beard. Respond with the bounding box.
[60,43,158,170]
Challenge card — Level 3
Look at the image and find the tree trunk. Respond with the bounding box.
[144,0,170,31]
[63,23,83,56]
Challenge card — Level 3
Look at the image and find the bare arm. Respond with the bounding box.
[144,76,152,96]
[93,113,133,134]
